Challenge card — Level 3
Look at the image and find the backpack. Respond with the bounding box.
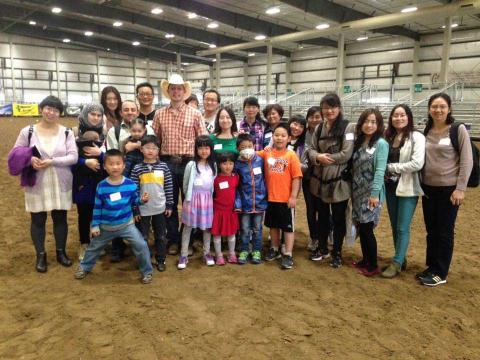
[449,122,479,188]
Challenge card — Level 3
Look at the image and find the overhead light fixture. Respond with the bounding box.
[401,6,417,13]
[212,58,216,62]
[63,38,71,43]
[29,20,36,26]
[207,22,219,29]
[265,6,280,15]
[248,52,255,57]
[51,7,62,14]
[107,48,110,51]
[151,7,163,15]
[84,31,93,36]
[255,35,266,40]
[165,33,175,38]
[442,23,459,29]
[182,62,190,66]
[132,41,140,46]
[209,44,217,48]
[113,21,123,27]
[356,36,368,41]
[188,12,198,19]
[316,23,330,30]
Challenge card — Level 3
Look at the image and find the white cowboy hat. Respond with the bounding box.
[160,73,192,100]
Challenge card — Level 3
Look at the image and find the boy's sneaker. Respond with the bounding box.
[251,250,262,264]
[227,253,238,264]
[330,254,343,268]
[421,274,447,287]
[265,248,281,262]
[156,258,166,272]
[216,255,225,266]
[238,251,249,265]
[307,239,319,252]
[309,249,330,262]
[141,273,153,284]
[177,256,188,270]
[74,266,88,280]
[204,254,215,266]
[281,255,294,269]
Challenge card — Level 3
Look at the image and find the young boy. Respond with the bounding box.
[257,123,302,269]
[234,133,268,265]
[130,135,174,272]
[74,149,154,284]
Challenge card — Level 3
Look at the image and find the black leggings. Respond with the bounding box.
[77,204,94,244]
[317,198,348,255]
[358,222,377,270]
[30,210,68,254]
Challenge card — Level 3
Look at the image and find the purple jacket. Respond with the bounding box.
[8,146,37,187]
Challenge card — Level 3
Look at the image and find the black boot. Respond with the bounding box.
[36,252,47,273]
[56,249,73,267]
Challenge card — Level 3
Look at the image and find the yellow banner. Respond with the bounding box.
[13,103,39,117]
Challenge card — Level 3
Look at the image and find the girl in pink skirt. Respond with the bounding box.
[178,136,217,269]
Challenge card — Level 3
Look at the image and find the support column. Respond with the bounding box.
[411,41,420,102]
[146,58,151,83]
[439,17,452,85]
[55,46,61,98]
[209,66,214,88]
[216,53,221,90]
[336,33,345,96]
[133,57,137,93]
[285,56,292,96]
[9,39,16,103]
[243,62,249,94]
[176,53,181,73]
[96,51,101,98]
[266,43,273,103]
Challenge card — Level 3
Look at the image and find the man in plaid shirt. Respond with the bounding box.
[152,74,207,254]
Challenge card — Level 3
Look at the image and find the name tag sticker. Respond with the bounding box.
[366,147,376,155]
[147,120,153,127]
[253,167,262,175]
[287,145,294,151]
[214,144,223,150]
[267,157,276,166]
[194,179,203,186]
[219,181,229,189]
[154,170,164,177]
[439,137,451,146]
[110,192,122,202]
[345,133,354,141]
[264,132,272,138]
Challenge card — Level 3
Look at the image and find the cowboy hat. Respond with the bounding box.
[160,73,192,100]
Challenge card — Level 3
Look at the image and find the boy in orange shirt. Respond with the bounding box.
[257,123,302,269]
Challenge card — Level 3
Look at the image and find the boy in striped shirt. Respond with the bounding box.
[130,135,174,272]
[74,149,154,284]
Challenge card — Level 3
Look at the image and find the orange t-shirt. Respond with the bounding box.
[257,148,303,203]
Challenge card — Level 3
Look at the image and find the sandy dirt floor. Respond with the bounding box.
[0,117,479,360]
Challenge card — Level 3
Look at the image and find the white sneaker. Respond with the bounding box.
[78,243,88,261]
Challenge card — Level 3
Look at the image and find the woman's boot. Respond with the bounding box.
[36,252,47,273]
[56,249,73,267]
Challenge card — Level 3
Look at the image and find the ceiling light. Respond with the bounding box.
[265,6,280,15]
[442,23,459,29]
[132,41,140,46]
[212,58,216,62]
[356,36,368,41]
[401,6,417,13]
[165,33,175,38]
[209,44,217,48]
[207,22,219,29]
[51,7,62,14]
[107,48,111,51]
[29,20,36,26]
[63,38,71,43]
[151,7,163,15]
[84,31,93,36]
[188,12,198,19]
[255,35,266,40]
[182,62,190,66]
[316,23,330,30]
[113,21,123,27]
[248,52,255,57]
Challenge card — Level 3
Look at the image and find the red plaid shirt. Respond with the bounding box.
[152,103,207,156]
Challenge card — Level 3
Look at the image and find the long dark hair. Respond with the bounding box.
[424,92,454,135]
[214,107,238,136]
[306,106,321,120]
[384,104,414,147]
[288,114,307,149]
[101,86,122,124]
[354,108,384,151]
[194,135,216,175]
[320,93,346,137]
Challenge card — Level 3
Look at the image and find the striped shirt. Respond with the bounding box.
[91,177,140,232]
[130,161,174,216]
[152,103,207,156]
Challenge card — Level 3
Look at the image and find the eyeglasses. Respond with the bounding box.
[143,146,159,151]
[137,93,154,97]
[204,98,218,103]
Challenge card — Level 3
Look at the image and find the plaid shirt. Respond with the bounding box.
[238,117,266,151]
[152,103,207,156]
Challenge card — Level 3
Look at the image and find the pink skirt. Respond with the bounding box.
[181,190,213,230]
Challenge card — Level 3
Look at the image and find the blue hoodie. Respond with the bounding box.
[234,154,268,213]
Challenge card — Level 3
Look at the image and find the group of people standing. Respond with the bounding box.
[9,72,474,286]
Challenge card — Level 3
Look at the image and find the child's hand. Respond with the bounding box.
[135,215,141,222]
[84,145,101,157]
[91,229,100,237]
[234,208,242,213]
[165,209,172,217]
[264,145,272,151]
[85,158,100,171]
[141,192,149,203]
[287,196,297,209]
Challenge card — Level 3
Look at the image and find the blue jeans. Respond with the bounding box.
[240,213,263,252]
[385,182,418,266]
[80,224,153,276]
